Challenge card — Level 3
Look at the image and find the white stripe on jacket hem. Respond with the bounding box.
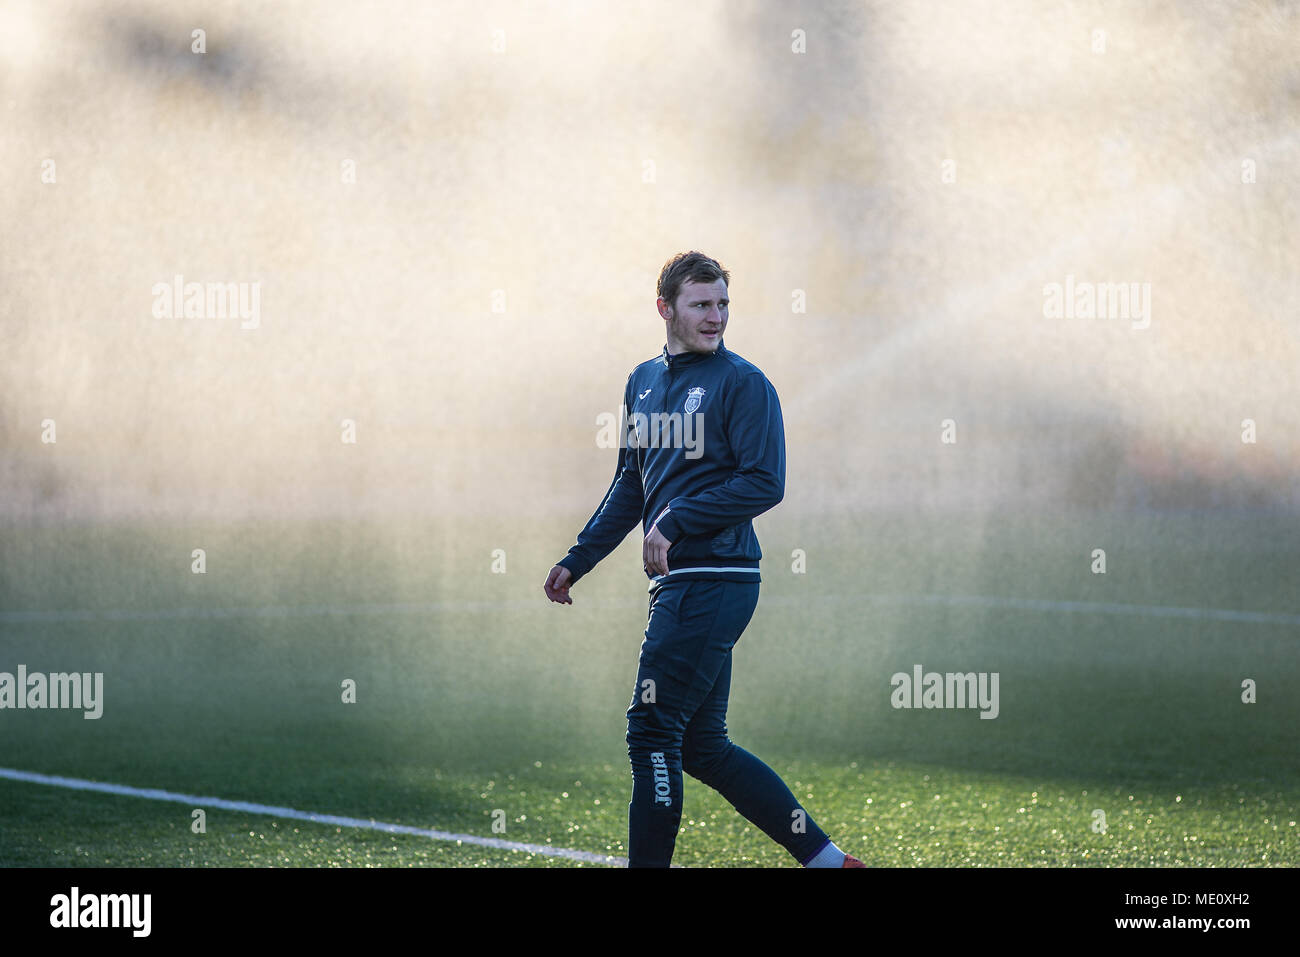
[650,566,760,578]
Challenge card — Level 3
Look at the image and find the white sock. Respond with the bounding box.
[804,840,847,868]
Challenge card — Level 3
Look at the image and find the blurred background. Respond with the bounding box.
[3,0,1297,523]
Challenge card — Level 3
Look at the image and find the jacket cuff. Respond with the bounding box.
[653,508,684,543]
[557,553,592,583]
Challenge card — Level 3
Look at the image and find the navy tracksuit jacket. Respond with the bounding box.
[556,338,785,588]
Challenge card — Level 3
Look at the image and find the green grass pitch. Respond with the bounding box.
[1,509,1295,866]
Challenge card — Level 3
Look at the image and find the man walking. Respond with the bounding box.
[544,251,864,869]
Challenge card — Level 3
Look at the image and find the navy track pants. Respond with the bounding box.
[625,578,831,867]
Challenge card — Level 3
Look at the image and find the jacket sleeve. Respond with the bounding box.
[651,371,785,542]
[556,375,646,585]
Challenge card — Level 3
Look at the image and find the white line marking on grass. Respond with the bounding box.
[0,598,643,624]
[0,767,627,867]
[763,593,1300,627]
[881,593,1300,626]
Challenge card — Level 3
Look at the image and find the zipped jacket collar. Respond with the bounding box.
[660,339,727,372]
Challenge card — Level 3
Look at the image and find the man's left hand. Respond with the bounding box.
[643,524,672,577]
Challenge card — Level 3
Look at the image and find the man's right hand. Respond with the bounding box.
[544,564,574,604]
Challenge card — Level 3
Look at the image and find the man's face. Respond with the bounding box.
[659,278,729,355]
